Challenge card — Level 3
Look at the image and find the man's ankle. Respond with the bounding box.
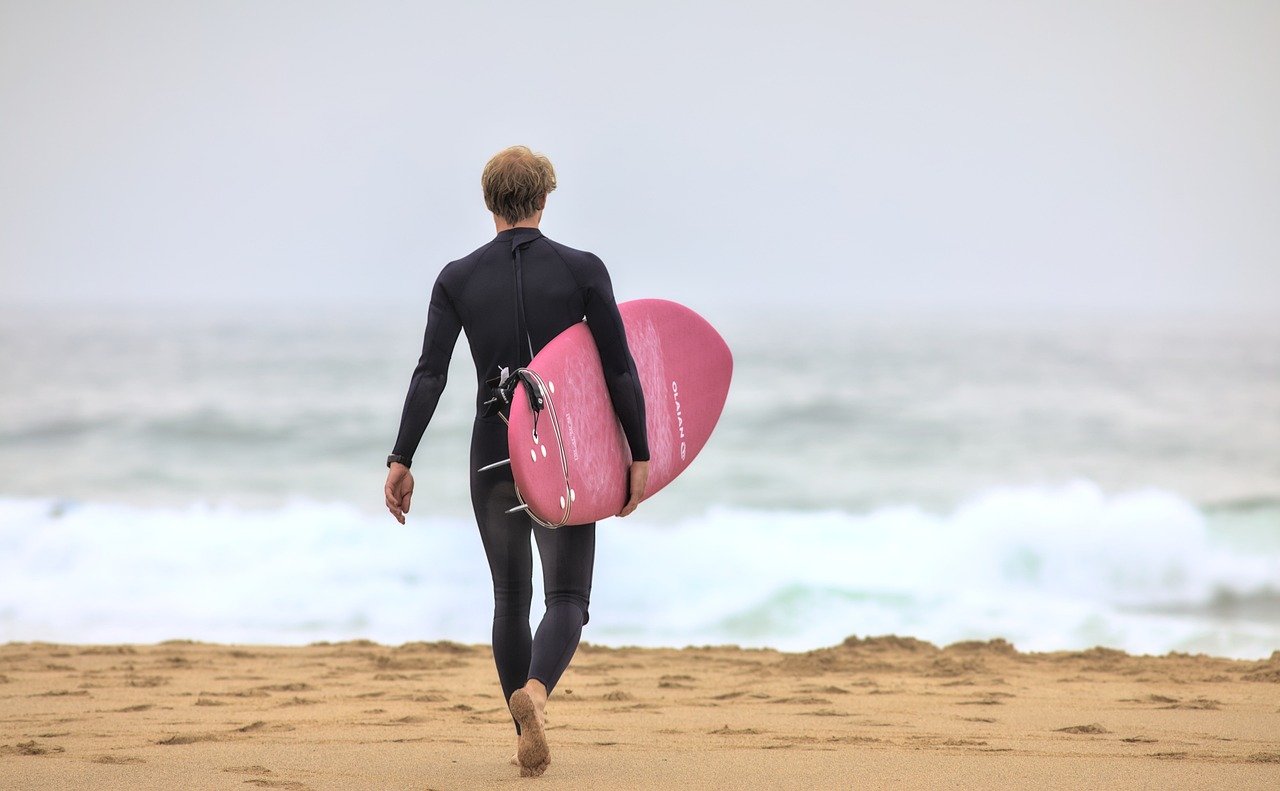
[524,678,548,703]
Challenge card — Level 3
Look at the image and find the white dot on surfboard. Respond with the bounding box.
[549,381,555,394]
[540,445,547,458]
[530,449,537,463]
[569,489,576,502]
[559,495,566,509]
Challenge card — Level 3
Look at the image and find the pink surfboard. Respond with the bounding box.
[506,299,732,526]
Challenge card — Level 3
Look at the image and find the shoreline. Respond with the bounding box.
[3,636,1279,789]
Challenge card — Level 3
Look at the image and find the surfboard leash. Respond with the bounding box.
[512,368,573,528]
[481,368,573,528]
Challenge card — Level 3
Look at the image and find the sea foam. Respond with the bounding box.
[0,482,1276,658]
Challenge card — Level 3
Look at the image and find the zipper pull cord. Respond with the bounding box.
[513,243,535,367]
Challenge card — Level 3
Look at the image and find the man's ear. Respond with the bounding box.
[535,193,547,211]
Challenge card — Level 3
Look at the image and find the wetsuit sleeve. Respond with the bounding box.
[582,254,650,462]
[390,274,462,464]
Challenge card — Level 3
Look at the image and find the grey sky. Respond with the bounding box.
[2,1,1277,314]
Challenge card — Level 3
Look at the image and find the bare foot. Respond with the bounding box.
[509,738,519,766]
[508,688,550,777]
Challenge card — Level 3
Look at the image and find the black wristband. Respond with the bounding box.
[387,454,411,469]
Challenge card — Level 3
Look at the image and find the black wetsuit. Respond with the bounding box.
[390,227,648,732]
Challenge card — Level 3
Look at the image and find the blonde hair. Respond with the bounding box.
[481,146,557,225]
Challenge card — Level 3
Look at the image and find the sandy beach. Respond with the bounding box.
[1,636,1277,789]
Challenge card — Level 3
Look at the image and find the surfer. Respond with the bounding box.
[383,146,650,777]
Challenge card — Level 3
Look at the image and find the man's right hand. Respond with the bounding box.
[618,460,649,517]
[385,463,414,524]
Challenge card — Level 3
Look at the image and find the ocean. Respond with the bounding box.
[1,305,1277,658]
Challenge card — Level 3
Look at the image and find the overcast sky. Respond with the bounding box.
[1,1,1277,315]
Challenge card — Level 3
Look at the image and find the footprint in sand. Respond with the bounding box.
[708,725,764,735]
[256,683,314,693]
[1055,723,1110,734]
[957,692,1014,706]
[799,685,851,695]
[277,697,318,707]
[237,721,295,733]
[157,733,222,745]
[223,766,275,776]
[711,691,746,700]
[828,735,882,745]
[91,755,146,764]
[803,709,850,717]
[126,676,169,688]
[225,764,312,787]
[1125,694,1223,710]
[1161,698,1222,710]
[1,741,66,756]
[199,688,269,699]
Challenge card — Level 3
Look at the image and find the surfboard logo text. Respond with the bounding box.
[671,380,687,461]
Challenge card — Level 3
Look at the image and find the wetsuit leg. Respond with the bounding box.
[469,418,596,733]
[528,517,594,695]
[470,419,534,733]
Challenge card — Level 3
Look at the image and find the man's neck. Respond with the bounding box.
[493,212,542,233]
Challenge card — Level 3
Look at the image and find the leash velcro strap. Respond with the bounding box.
[508,369,544,413]
[480,368,544,419]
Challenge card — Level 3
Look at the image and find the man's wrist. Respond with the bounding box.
[387,453,411,469]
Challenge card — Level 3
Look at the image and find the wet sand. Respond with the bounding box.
[2,636,1279,789]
